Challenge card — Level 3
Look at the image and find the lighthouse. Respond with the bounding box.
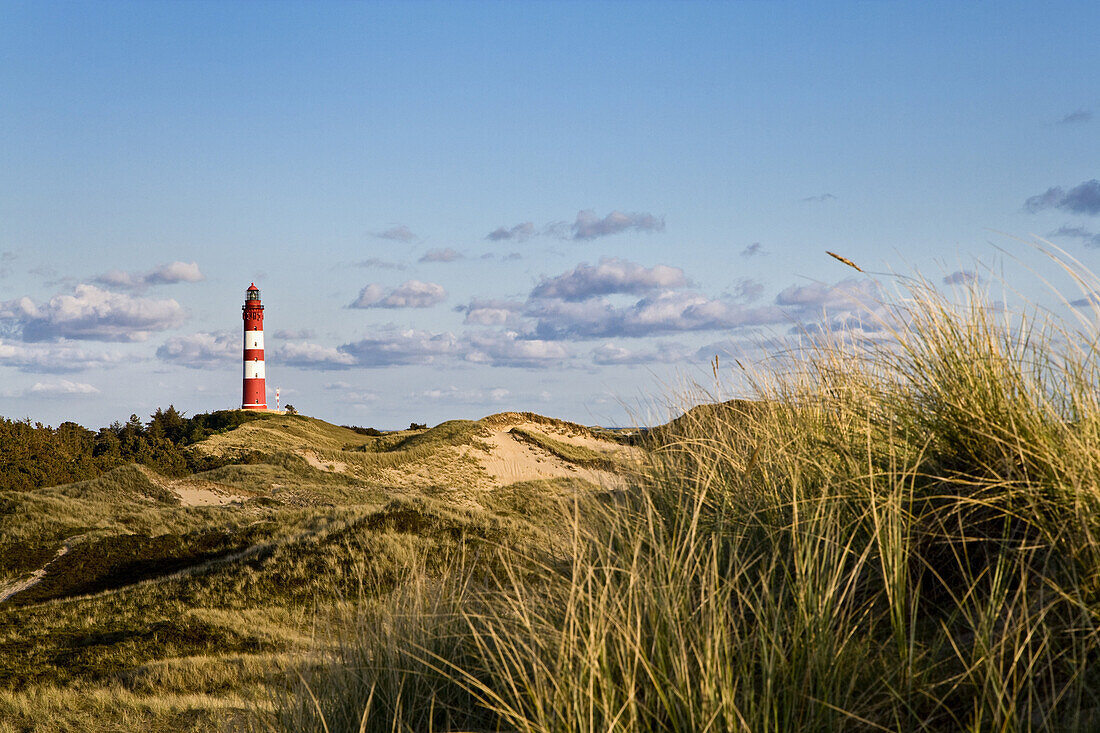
[241,283,267,410]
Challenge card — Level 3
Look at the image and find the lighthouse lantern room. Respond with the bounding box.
[242,283,268,410]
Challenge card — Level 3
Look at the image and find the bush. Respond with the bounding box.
[341,425,383,437]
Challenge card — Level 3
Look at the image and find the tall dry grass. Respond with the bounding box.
[267,261,1100,732]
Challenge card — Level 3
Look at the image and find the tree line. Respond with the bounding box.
[0,407,268,491]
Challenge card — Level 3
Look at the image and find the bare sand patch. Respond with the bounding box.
[466,418,639,488]
[135,466,248,506]
[172,486,247,507]
[299,451,349,474]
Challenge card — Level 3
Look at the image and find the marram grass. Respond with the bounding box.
[266,263,1100,732]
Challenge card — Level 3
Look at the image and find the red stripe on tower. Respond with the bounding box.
[241,283,268,410]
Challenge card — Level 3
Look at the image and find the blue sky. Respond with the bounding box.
[1,1,1098,428]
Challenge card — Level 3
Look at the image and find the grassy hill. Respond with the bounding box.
[0,411,632,731]
[10,264,1100,732]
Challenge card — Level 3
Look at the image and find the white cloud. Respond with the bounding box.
[774,278,879,313]
[457,299,526,327]
[409,386,511,403]
[529,291,786,339]
[463,331,570,368]
[277,341,356,369]
[531,258,687,301]
[0,339,130,373]
[341,329,462,367]
[350,280,447,309]
[571,210,664,240]
[591,342,692,366]
[28,379,100,396]
[156,331,237,367]
[2,284,186,342]
[95,261,204,290]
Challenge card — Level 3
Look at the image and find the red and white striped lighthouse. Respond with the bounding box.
[241,283,267,410]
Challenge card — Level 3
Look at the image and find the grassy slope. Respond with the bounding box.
[0,413,610,731]
[271,269,1100,733]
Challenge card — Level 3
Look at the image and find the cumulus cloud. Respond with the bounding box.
[591,342,692,366]
[456,299,526,326]
[529,291,787,340]
[530,258,687,301]
[277,341,356,369]
[419,248,463,263]
[2,284,186,342]
[487,222,535,242]
[156,331,237,368]
[801,193,836,203]
[27,379,100,396]
[1059,109,1093,125]
[0,339,130,373]
[349,280,447,309]
[371,225,418,243]
[741,242,765,257]
[463,331,570,368]
[1025,179,1100,215]
[571,210,664,240]
[287,329,569,371]
[94,261,204,290]
[1050,225,1100,248]
[341,330,462,367]
[530,278,878,342]
[943,270,981,285]
[774,278,879,314]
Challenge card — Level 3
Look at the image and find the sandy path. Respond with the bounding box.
[0,544,70,603]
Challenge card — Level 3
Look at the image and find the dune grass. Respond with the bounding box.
[268,265,1100,732]
[508,426,619,469]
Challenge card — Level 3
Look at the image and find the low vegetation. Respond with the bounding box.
[269,264,1100,732]
[8,257,1100,732]
[0,405,621,730]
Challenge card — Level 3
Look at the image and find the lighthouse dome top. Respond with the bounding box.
[246,283,261,301]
